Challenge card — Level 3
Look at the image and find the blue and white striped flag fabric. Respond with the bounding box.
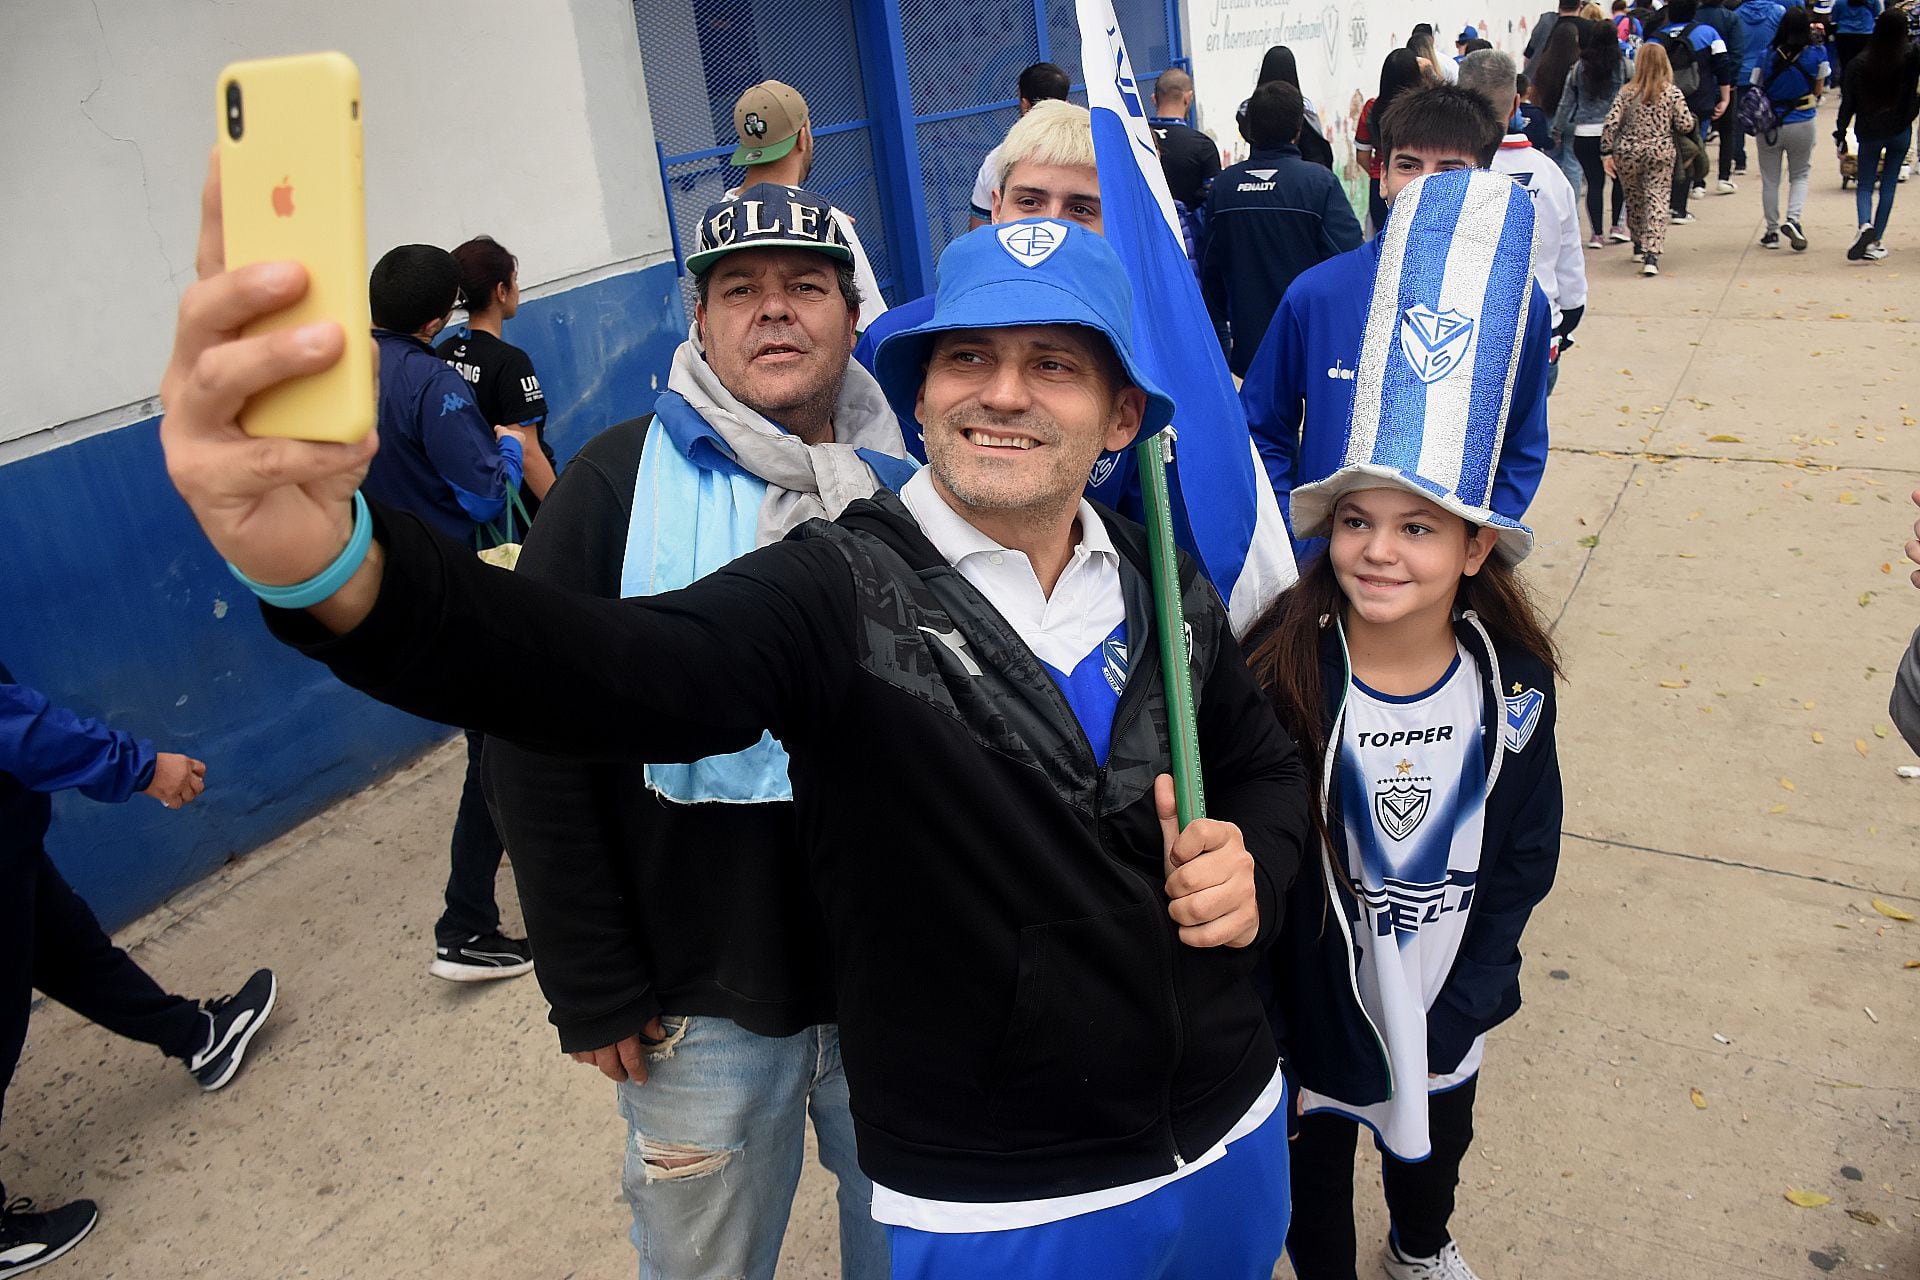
[1291,169,1539,562]
[1075,0,1297,634]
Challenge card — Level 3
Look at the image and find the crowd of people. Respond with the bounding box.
[1,13,1914,1280]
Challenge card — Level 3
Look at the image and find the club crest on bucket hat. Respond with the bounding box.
[870,219,1175,437]
[1290,169,1540,562]
[686,183,853,275]
[730,80,808,166]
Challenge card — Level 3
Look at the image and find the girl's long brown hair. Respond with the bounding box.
[1247,540,1565,865]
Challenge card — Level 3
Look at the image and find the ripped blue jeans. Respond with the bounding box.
[617,1016,888,1280]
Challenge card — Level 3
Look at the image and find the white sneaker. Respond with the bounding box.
[1383,1239,1484,1280]
[1901,163,1912,183]
[1717,178,1737,193]
[1865,241,1889,260]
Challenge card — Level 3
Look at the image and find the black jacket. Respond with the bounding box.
[1267,616,1562,1105]
[1201,145,1365,377]
[268,493,1309,1202]
[1837,45,1920,143]
[482,416,835,1051]
[1151,117,1223,209]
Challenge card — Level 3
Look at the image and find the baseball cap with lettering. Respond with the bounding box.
[730,80,809,166]
[686,183,853,275]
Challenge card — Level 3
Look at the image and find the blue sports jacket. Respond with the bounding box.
[1835,0,1882,36]
[1737,0,1788,77]
[1,658,157,849]
[1200,145,1364,377]
[1238,236,1551,556]
[362,330,523,540]
[1267,618,1563,1104]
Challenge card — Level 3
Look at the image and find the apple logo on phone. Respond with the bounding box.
[272,176,295,218]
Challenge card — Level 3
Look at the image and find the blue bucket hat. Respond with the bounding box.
[870,219,1175,437]
[1291,169,1539,562]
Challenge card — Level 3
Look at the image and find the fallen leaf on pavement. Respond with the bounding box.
[1779,777,1796,791]
[1659,680,1688,689]
[1904,959,1920,968]
[1803,699,1816,709]
[1785,1189,1832,1208]
[1859,592,1875,607]
[1707,434,1743,443]
[1846,1209,1882,1226]
[1690,1088,1707,1109]
[1768,803,1789,814]
[1579,534,1600,548]
[1872,899,1915,922]
[1855,739,1870,758]
[1874,724,1888,738]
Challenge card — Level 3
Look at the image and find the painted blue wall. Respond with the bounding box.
[2,259,684,930]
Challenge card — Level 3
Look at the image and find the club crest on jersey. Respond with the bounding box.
[1399,304,1476,384]
[1088,451,1120,488]
[1502,686,1544,753]
[997,221,1066,268]
[1374,780,1432,841]
[1101,635,1129,695]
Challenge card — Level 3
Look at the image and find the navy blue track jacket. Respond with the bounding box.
[1,659,157,851]
[1200,145,1364,378]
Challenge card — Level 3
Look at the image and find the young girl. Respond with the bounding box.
[1250,168,1566,1280]
[1601,41,1696,275]
[439,236,558,511]
[1750,7,1830,251]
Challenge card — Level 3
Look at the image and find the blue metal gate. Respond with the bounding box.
[634,0,1183,309]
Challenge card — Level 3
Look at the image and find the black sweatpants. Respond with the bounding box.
[1285,1076,1480,1280]
[1572,136,1623,236]
[438,730,505,946]
[2,840,206,1195]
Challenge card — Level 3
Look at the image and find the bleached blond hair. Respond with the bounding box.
[995,100,1095,191]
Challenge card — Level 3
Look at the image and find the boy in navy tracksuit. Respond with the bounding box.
[1,661,276,1275]
[362,245,534,984]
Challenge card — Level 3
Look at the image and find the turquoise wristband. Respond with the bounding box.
[227,491,373,610]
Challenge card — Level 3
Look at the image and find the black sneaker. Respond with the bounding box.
[1760,230,1781,249]
[0,1197,98,1276]
[1782,218,1807,251]
[1849,223,1877,261]
[430,932,533,982]
[186,968,276,1091]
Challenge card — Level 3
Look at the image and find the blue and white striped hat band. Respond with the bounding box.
[1291,169,1538,562]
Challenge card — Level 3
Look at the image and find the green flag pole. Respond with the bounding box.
[1134,428,1206,825]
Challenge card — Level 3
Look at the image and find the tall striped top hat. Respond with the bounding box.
[1291,169,1539,562]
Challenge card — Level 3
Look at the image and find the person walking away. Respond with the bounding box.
[1250,168,1565,1280]
[1461,49,1590,393]
[440,236,556,517]
[486,186,907,1280]
[1613,0,1647,54]
[1531,20,1587,189]
[1655,0,1736,220]
[361,244,532,982]
[967,64,1070,228]
[727,81,890,332]
[1243,46,1337,166]
[1555,21,1633,244]
[1835,0,1886,81]
[1356,50,1429,233]
[1526,0,1589,78]
[1150,68,1222,211]
[1750,7,1830,250]
[1518,74,1557,151]
[1411,25,1461,84]
[1202,80,1363,378]
[1602,42,1697,274]
[1837,10,1920,258]
[1697,0,1752,186]
[1,664,277,1276]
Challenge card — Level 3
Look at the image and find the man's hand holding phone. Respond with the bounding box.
[160,152,384,633]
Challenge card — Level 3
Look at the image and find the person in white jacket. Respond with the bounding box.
[1461,49,1590,393]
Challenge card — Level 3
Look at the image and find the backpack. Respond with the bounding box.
[1616,13,1647,52]
[1737,80,1782,140]
[1659,23,1704,94]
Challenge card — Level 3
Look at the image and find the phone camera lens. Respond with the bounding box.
[226,81,243,140]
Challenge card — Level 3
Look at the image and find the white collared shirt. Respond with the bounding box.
[898,468,1124,674]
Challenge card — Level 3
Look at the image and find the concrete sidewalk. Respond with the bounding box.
[8,142,1918,1279]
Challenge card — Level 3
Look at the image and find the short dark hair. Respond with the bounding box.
[450,236,517,316]
[1243,79,1306,149]
[1018,62,1071,104]
[1516,72,1532,95]
[1667,0,1698,19]
[1153,67,1194,106]
[1377,84,1504,168]
[1558,0,1581,12]
[369,244,459,334]
[1464,37,1494,53]
[694,255,862,313]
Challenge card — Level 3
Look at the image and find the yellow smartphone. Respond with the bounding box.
[216,52,373,443]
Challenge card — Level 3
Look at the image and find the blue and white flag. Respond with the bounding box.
[1075,0,1297,634]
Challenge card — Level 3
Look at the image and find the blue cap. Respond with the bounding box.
[1457,24,1479,40]
[871,219,1175,437]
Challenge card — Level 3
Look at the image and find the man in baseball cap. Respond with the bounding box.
[727,81,890,330]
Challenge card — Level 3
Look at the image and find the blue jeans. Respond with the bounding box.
[1857,129,1912,241]
[617,1017,888,1280]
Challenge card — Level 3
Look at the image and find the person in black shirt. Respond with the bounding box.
[1150,68,1223,208]
[439,237,557,516]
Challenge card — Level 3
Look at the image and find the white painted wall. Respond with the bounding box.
[1181,0,1551,170]
[0,0,671,447]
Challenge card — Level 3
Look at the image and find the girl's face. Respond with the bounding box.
[1330,487,1493,630]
